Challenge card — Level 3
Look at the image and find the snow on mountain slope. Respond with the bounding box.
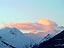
[0,25,63,48]
[38,29,63,44]
[24,27,63,44]
[24,32,49,44]
[38,30,64,48]
[39,34,52,43]
[0,27,33,48]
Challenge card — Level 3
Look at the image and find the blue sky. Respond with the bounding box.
[0,0,64,26]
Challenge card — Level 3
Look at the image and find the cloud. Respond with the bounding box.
[38,19,56,26]
[5,23,43,30]
[5,19,57,34]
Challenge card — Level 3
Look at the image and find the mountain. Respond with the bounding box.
[38,30,64,48]
[0,27,33,48]
[58,26,64,30]
[24,28,62,44]
[0,26,63,48]
[39,34,52,43]
[24,32,48,44]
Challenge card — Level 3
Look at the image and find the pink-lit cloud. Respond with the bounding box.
[5,19,57,34]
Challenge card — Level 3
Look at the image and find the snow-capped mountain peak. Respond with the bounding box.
[0,27,33,48]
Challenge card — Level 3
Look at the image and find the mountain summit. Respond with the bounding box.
[0,27,33,48]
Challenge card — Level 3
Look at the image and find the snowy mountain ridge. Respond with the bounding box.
[0,27,33,48]
[0,26,63,48]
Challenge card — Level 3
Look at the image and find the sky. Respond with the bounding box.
[0,0,64,27]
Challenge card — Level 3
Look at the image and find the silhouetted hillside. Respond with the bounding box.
[38,30,64,48]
